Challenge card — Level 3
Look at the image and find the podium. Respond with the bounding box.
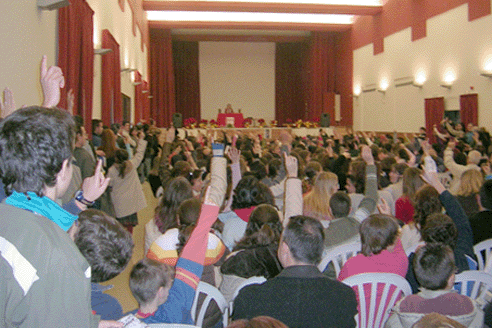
[217,113,244,128]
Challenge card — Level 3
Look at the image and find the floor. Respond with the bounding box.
[101,181,159,313]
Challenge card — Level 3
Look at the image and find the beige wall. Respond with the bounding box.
[0,1,147,124]
[353,3,492,133]
[0,0,57,107]
[199,41,276,121]
[88,0,148,122]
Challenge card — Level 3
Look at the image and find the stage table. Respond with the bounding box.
[217,113,244,128]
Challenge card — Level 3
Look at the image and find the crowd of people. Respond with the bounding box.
[2,56,492,328]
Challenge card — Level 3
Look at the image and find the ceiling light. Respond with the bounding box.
[147,11,354,24]
[195,0,381,4]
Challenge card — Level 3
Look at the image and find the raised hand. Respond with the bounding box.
[40,55,65,108]
[284,153,298,178]
[227,147,241,164]
[361,145,374,165]
[81,160,110,203]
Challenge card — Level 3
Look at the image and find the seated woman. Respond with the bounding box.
[220,175,275,250]
[303,171,339,223]
[338,214,409,281]
[144,177,194,252]
[219,204,283,302]
[455,168,483,219]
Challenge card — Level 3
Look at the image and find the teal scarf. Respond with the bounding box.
[6,191,77,231]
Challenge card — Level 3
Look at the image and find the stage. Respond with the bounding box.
[174,126,334,140]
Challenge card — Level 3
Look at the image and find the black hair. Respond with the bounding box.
[413,243,455,290]
[0,106,75,196]
[234,204,282,251]
[114,148,130,178]
[75,209,134,283]
[92,119,102,133]
[329,191,351,218]
[282,215,325,265]
[232,176,274,210]
[421,213,458,249]
[480,180,492,210]
[155,177,193,234]
[73,115,84,135]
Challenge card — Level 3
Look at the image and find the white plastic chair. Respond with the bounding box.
[342,273,412,328]
[473,238,492,270]
[404,242,423,257]
[191,282,229,327]
[454,270,492,307]
[318,241,361,275]
[230,276,267,314]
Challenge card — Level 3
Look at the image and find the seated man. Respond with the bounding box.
[71,209,134,320]
[386,244,484,328]
[232,215,358,328]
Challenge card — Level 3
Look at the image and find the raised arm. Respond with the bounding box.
[129,132,148,168]
[154,146,226,323]
[283,154,302,225]
[40,55,65,108]
[421,158,475,268]
[354,145,378,222]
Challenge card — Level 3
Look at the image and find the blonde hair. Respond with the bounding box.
[456,169,483,197]
[303,171,338,220]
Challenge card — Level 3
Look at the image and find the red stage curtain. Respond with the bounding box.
[173,41,200,122]
[425,97,445,144]
[149,29,175,127]
[275,42,309,125]
[58,0,94,137]
[306,32,331,122]
[460,93,478,126]
[101,29,122,126]
[134,70,143,123]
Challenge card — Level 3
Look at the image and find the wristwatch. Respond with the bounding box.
[75,190,95,206]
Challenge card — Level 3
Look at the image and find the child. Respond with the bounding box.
[386,244,484,327]
[129,152,226,324]
[72,209,134,320]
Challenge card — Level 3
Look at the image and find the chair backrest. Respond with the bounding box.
[191,282,229,327]
[454,270,492,307]
[473,238,492,270]
[342,273,412,328]
[232,276,267,301]
[404,242,422,257]
[318,241,361,275]
[230,276,267,314]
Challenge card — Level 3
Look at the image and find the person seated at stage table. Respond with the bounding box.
[225,103,234,114]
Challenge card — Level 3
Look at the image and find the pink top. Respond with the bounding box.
[338,238,408,281]
[338,239,409,328]
[395,196,414,224]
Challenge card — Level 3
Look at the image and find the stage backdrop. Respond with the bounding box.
[199,41,276,122]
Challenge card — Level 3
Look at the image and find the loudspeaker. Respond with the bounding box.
[321,113,331,127]
[37,0,70,10]
[172,113,183,128]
